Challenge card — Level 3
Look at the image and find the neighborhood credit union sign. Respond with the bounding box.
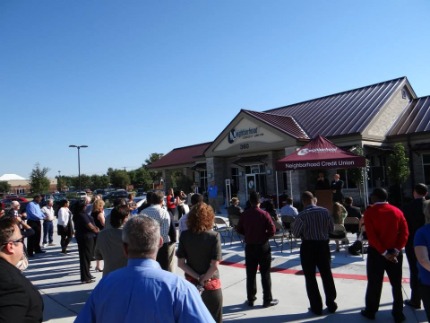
[228,127,262,144]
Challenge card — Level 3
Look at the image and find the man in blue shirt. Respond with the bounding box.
[75,216,215,323]
[25,194,46,256]
[414,222,430,321]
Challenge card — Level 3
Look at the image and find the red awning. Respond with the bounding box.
[276,135,366,171]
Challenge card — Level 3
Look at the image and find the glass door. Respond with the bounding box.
[246,174,256,198]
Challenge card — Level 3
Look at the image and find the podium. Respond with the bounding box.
[315,190,333,215]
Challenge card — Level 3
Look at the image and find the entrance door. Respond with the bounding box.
[246,174,256,198]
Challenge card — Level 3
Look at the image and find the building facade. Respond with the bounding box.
[148,77,430,207]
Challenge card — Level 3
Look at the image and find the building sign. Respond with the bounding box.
[228,127,260,144]
[214,118,284,153]
[298,147,338,156]
[283,159,358,170]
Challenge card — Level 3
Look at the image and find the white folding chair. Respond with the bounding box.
[214,216,233,245]
[281,215,297,253]
[272,219,286,252]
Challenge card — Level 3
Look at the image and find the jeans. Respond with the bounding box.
[43,220,54,244]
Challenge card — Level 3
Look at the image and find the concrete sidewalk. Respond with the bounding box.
[26,225,427,322]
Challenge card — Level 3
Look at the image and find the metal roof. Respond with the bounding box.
[264,77,409,138]
[243,110,309,139]
[388,96,430,136]
[147,142,211,169]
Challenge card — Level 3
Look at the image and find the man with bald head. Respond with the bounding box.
[293,191,337,316]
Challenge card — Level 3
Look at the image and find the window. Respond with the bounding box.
[199,170,207,192]
[423,154,430,185]
[281,171,289,191]
[245,164,265,174]
[367,155,387,188]
[231,167,240,195]
[336,169,358,189]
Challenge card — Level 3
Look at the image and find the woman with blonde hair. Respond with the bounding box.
[91,198,105,272]
[176,202,223,322]
[332,202,348,252]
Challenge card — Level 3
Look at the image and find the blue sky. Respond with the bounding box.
[1,1,429,179]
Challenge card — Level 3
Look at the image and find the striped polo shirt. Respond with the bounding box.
[292,205,334,240]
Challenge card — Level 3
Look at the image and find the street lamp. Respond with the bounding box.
[69,145,88,191]
[58,170,61,192]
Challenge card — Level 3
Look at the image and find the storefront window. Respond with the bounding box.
[231,167,240,196]
[336,169,358,189]
[423,154,430,185]
[199,170,207,193]
[367,155,387,188]
[245,164,265,174]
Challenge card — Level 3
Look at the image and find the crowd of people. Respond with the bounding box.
[0,179,430,322]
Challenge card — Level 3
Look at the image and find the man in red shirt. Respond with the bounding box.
[361,188,409,323]
[236,191,278,308]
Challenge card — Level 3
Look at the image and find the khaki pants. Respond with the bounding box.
[156,242,175,272]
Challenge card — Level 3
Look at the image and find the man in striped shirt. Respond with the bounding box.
[140,191,176,272]
[292,191,337,316]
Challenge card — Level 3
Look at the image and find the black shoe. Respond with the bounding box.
[35,250,46,254]
[392,312,406,323]
[90,275,96,279]
[360,309,375,320]
[247,296,257,307]
[263,299,279,308]
[327,302,338,313]
[81,279,95,284]
[309,307,322,316]
[404,299,421,309]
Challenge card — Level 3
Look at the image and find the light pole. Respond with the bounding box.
[58,170,61,192]
[69,145,88,191]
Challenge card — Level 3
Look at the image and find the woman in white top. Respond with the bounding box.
[57,199,74,254]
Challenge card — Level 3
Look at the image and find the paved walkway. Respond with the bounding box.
[25,220,428,322]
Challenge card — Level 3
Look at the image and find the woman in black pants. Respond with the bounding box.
[72,200,99,284]
[57,199,74,254]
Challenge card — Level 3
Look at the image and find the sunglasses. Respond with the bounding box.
[2,236,25,246]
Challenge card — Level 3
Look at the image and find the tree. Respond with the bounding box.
[129,168,152,191]
[90,175,110,190]
[145,153,164,165]
[387,143,410,207]
[144,153,163,184]
[109,170,130,189]
[0,181,11,194]
[29,163,50,194]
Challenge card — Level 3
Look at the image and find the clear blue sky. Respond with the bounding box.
[1,1,429,179]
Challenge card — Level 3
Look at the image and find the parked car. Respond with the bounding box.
[136,188,146,196]
[3,196,29,203]
[93,189,106,196]
[76,191,87,199]
[102,190,128,202]
[134,195,147,208]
